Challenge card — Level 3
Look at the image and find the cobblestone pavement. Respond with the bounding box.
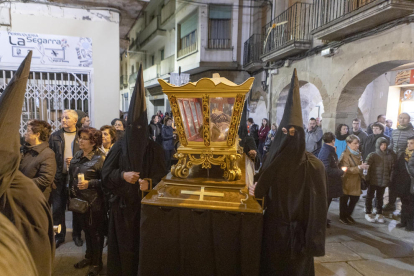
[53,190,414,276]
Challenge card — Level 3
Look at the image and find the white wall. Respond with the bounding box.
[2,2,120,128]
[358,73,391,127]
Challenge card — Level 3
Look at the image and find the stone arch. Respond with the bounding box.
[275,80,324,127]
[270,70,328,124]
[334,60,413,125]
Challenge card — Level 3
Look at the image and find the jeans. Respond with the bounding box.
[339,195,359,219]
[51,175,67,240]
[365,185,386,214]
[258,141,265,162]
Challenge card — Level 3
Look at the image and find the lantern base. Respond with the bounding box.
[171,150,242,181]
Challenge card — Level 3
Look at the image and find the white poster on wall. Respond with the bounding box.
[0,31,92,68]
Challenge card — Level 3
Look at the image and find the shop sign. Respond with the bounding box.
[0,31,93,68]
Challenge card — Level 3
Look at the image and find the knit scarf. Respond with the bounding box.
[405,148,413,162]
[398,124,410,130]
[336,133,349,141]
[347,146,360,156]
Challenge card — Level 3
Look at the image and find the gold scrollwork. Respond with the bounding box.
[168,95,188,146]
[226,94,245,147]
[171,152,191,178]
[202,95,210,147]
[171,150,242,181]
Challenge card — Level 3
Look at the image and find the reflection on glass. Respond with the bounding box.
[177,98,203,142]
[210,97,234,142]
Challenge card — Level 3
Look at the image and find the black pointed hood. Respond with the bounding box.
[0,52,32,197]
[125,63,148,172]
[256,69,305,180]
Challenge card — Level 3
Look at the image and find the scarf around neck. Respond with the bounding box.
[347,146,360,156]
[405,148,413,162]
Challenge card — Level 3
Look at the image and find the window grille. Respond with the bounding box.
[0,70,91,136]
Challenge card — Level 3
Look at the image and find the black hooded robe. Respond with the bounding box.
[102,138,165,276]
[255,150,326,275]
[254,69,326,276]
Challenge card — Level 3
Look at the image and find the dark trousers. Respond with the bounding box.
[74,206,105,266]
[388,187,397,205]
[164,149,174,173]
[51,176,67,240]
[258,141,265,162]
[366,185,386,214]
[400,194,414,228]
[73,212,82,238]
[339,195,359,219]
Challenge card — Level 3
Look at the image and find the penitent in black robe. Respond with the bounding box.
[102,138,166,276]
[254,69,326,276]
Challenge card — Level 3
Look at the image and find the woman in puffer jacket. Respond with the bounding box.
[364,137,395,223]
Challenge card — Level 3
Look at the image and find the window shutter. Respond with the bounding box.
[180,13,197,38]
[209,5,232,19]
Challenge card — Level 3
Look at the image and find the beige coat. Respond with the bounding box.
[339,148,363,196]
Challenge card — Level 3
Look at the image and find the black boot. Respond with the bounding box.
[397,215,407,228]
[86,265,102,276]
[405,219,414,232]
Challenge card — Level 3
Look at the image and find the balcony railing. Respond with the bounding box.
[208,39,231,49]
[243,34,262,67]
[160,55,175,76]
[312,0,379,29]
[161,0,175,25]
[262,2,312,56]
[143,65,159,82]
[139,16,159,44]
[178,31,197,58]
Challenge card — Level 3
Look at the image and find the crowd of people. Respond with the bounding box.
[13,100,414,275]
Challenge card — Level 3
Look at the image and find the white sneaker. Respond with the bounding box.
[365,214,376,223]
[375,214,385,223]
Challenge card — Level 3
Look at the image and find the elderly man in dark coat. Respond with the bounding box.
[0,52,54,275]
[250,69,327,276]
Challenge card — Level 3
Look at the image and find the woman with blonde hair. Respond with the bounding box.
[338,134,369,225]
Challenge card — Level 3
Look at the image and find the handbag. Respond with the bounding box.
[68,184,97,214]
[349,155,368,191]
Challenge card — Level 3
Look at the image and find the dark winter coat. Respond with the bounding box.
[390,123,414,156]
[362,133,390,161]
[365,137,395,188]
[392,153,412,196]
[161,125,174,151]
[69,149,106,211]
[19,142,57,201]
[49,128,80,186]
[148,122,162,144]
[318,143,344,198]
[407,154,414,194]
[350,128,368,152]
[248,123,259,141]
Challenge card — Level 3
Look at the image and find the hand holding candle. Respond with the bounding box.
[341,167,348,172]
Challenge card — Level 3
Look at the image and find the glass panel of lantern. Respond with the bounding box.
[209,97,235,142]
[177,98,204,142]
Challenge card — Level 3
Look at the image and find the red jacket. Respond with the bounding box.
[258,125,270,143]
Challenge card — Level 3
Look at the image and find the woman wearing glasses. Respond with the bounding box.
[69,127,106,276]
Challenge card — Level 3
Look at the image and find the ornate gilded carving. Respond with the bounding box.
[171,150,242,181]
[168,95,188,146]
[226,94,245,146]
[202,94,210,147]
[171,152,191,178]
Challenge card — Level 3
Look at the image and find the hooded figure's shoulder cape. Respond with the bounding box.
[0,52,54,276]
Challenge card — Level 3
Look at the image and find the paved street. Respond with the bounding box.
[54,191,414,276]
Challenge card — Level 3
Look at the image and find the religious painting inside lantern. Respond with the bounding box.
[209,97,234,142]
[177,98,203,142]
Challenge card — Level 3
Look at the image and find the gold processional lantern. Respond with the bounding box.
[158,73,254,181]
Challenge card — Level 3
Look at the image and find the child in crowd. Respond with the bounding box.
[365,137,395,223]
